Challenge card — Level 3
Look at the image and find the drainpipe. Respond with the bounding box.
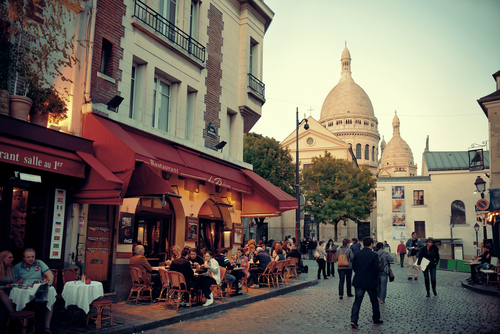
[83,0,97,103]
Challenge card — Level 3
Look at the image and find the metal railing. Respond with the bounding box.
[248,73,265,98]
[133,0,205,63]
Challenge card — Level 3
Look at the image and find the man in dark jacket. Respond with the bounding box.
[307,238,315,260]
[215,249,236,289]
[288,244,304,274]
[170,249,198,304]
[248,247,271,288]
[350,238,361,254]
[350,237,382,329]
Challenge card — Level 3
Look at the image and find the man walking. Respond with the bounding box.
[406,232,424,280]
[350,237,383,329]
[396,240,406,267]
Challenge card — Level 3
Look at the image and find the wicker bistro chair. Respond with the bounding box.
[127,267,154,304]
[257,261,276,288]
[210,267,226,303]
[62,268,79,283]
[158,268,171,303]
[273,260,287,287]
[167,271,194,311]
[288,257,299,279]
[86,299,113,330]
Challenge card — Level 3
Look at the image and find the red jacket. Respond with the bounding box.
[397,243,406,254]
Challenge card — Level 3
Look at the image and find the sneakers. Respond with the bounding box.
[203,297,213,307]
[250,284,259,289]
[210,292,213,300]
[373,320,384,325]
[350,321,358,329]
[238,282,242,288]
[408,277,413,280]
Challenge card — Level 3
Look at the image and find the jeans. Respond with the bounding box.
[249,267,264,286]
[308,249,314,260]
[327,262,335,276]
[338,269,352,297]
[399,253,405,267]
[377,273,388,302]
[423,267,436,281]
[351,286,380,323]
[317,258,326,278]
[408,255,419,278]
[225,273,236,286]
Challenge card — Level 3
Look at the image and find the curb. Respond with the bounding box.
[461,281,500,298]
[89,279,318,334]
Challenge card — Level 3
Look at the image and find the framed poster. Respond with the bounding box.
[49,189,66,259]
[118,212,135,244]
[185,216,199,242]
[233,223,243,245]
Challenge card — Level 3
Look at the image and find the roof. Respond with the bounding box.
[377,176,430,182]
[478,90,500,116]
[423,151,490,171]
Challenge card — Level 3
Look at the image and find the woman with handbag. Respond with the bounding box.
[325,239,337,277]
[375,242,394,304]
[316,241,328,280]
[336,238,354,299]
[418,237,440,297]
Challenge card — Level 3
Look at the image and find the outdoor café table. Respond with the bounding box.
[61,281,104,314]
[9,283,57,312]
[464,260,482,283]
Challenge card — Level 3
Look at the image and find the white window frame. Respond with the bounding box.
[152,76,172,132]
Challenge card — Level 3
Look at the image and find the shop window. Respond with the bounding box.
[414,221,425,238]
[355,144,361,159]
[413,190,424,205]
[451,200,466,224]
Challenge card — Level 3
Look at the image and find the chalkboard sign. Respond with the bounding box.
[118,212,135,244]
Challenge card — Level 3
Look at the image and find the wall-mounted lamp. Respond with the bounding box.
[107,95,124,112]
[215,141,227,153]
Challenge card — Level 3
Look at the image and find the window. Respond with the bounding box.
[249,40,257,75]
[152,77,171,132]
[303,164,311,169]
[372,146,375,161]
[186,89,196,141]
[355,119,361,125]
[451,200,466,224]
[364,145,369,160]
[159,0,177,40]
[189,0,199,38]
[346,119,352,125]
[100,39,113,76]
[414,221,425,239]
[227,110,236,155]
[356,144,361,159]
[129,65,136,118]
[413,190,424,205]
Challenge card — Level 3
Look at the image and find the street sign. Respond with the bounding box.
[476,199,489,211]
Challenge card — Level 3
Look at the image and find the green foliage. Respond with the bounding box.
[243,133,295,197]
[27,79,68,124]
[302,151,376,226]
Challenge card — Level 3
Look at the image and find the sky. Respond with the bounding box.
[251,0,500,174]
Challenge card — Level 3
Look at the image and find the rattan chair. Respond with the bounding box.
[127,267,153,303]
[168,271,194,310]
[257,261,276,288]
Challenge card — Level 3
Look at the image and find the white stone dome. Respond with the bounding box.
[380,111,414,167]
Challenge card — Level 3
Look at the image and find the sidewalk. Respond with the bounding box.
[461,279,500,297]
[51,266,318,334]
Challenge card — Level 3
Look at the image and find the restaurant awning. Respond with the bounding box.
[126,162,172,197]
[240,169,298,217]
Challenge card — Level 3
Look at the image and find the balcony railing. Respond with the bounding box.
[248,73,265,99]
[133,0,205,63]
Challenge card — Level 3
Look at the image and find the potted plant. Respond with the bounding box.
[28,81,68,127]
[0,5,12,116]
[3,0,80,121]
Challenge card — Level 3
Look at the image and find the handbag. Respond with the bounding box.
[388,265,395,282]
[313,250,320,259]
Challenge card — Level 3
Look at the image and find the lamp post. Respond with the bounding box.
[474,222,480,257]
[296,108,309,245]
[474,176,488,240]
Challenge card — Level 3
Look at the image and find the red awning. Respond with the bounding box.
[73,151,124,205]
[240,169,297,217]
[126,162,172,197]
[0,135,86,178]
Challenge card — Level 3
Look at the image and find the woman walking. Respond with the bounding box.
[418,237,440,297]
[336,238,354,299]
[375,242,394,304]
[326,239,338,277]
[316,241,328,280]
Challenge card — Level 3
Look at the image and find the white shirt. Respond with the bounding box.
[207,258,220,284]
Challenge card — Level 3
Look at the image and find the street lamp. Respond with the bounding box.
[474,176,486,198]
[474,222,480,257]
[296,108,309,245]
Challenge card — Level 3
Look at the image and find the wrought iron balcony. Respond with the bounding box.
[248,73,265,99]
[133,0,205,63]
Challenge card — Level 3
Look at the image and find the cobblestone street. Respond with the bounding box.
[143,261,500,334]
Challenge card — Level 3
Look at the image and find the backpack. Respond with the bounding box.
[338,248,349,266]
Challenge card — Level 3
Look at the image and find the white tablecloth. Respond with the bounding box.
[9,284,57,312]
[61,281,104,314]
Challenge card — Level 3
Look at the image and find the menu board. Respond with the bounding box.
[118,212,135,244]
[49,188,66,259]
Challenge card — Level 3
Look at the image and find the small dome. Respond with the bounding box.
[341,45,351,60]
[392,111,400,126]
[380,111,414,167]
[380,136,386,149]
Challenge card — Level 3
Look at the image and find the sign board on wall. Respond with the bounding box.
[49,189,66,259]
[391,186,406,240]
[118,212,135,244]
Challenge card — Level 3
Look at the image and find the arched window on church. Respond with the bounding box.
[372,146,375,161]
[356,144,361,159]
[364,145,369,160]
[451,200,466,224]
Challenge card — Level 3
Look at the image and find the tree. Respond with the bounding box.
[302,152,376,239]
[243,133,295,238]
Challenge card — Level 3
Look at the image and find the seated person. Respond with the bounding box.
[248,247,271,288]
[473,246,492,283]
[169,249,198,305]
[200,251,220,307]
[273,245,285,262]
[14,248,54,334]
[233,248,248,280]
[189,248,205,269]
[129,245,160,298]
[215,249,236,290]
[288,244,304,274]
[0,250,15,313]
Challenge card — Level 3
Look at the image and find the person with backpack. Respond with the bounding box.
[316,241,328,280]
[375,242,394,304]
[336,238,354,299]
